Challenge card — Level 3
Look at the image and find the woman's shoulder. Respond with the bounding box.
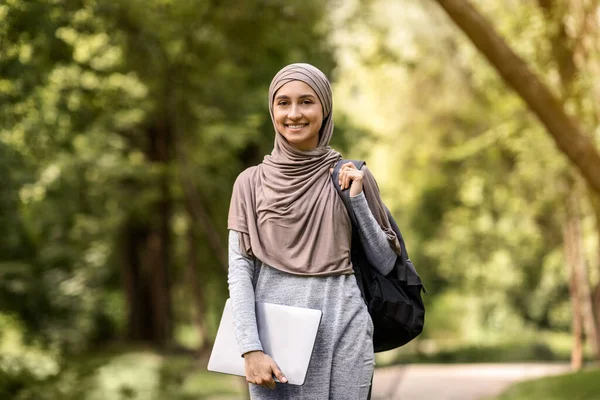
[232,166,259,191]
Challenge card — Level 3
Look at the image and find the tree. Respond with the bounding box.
[332,0,599,353]
[432,0,600,196]
[1,0,336,350]
[432,0,600,362]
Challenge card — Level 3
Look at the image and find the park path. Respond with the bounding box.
[370,363,571,400]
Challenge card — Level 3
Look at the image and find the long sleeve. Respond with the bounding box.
[227,230,263,356]
[350,191,397,275]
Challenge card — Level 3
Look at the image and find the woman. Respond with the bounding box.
[227,63,401,400]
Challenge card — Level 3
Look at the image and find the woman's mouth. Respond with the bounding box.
[286,124,308,131]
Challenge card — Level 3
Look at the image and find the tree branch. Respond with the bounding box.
[432,0,600,195]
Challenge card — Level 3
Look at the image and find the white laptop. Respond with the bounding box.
[207,299,322,385]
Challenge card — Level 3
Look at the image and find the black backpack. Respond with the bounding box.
[332,159,426,352]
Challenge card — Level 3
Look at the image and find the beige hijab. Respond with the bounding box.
[228,63,400,276]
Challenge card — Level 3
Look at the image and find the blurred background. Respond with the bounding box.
[1,0,600,399]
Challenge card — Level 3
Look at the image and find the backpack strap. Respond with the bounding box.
[331,159,367,299]
[331,159,365,228]
[332,159,426,293]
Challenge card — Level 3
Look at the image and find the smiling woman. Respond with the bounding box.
[225,63,401,400]
[272,81,324,151]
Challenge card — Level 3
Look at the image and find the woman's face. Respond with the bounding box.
[272,80,324,151]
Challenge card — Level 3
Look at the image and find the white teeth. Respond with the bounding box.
[288,124,306,129]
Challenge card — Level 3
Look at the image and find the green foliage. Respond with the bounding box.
[495,368,600,400]
[0,314,65,400]
[2,2,600,397]
[394,343,558,364]
[376,326,588,366]
[0,343,243,400]
[333,0,598,346]
[1,0,336,352]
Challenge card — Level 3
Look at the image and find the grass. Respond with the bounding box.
[375,333,595,367]
[2,345,247,400]
[383,342,562,365]
[494,368,600,400]
[163,354,246,399]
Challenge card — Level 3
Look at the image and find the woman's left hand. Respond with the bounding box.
[334,162,364,197]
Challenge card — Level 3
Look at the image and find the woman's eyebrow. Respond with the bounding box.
[275,94,316,100]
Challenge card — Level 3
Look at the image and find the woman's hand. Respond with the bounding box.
[333,162,364,197]
[243,350,288,389]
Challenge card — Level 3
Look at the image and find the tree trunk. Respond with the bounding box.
[120,117,174,347]
[569,260,584,371]
[121,223,170,345]
[595,281,600,356]
[564,194,584,370]
[144,118,174,347]
[536,0,576,97]
[590,193,600,353]
[566,182,600,360]
[121,222,153,340]
[432,0,600,195]
[537,0,600,361]
[186,224,210,351]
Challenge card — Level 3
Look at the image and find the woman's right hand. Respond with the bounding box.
[243,350,288,389]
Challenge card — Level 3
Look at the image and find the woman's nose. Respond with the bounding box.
[287,105,302,120]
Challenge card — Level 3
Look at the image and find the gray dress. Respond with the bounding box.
[228,192,397,400]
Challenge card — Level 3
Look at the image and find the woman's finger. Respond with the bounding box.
[339,164,362,190]
[271,362,288,384]
[340,166,352,190]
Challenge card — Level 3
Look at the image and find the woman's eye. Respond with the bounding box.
[302,100,313,104]
[278,101,288,106]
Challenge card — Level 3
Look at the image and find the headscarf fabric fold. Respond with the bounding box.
[228,63,400,276]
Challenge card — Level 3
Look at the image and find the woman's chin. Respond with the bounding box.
[286,136,307,144]
[279,131,319,150]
